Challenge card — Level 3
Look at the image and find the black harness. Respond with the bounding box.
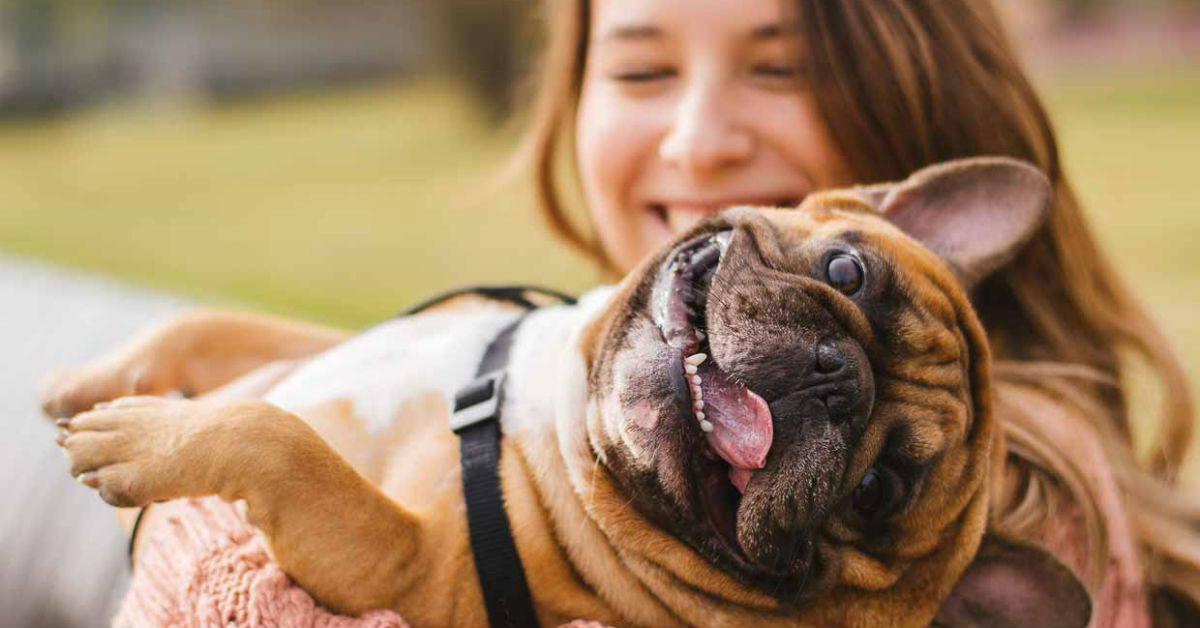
[412,285,575,628]
[129,285,575,628]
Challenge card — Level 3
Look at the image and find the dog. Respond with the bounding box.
[47,157,1091,627]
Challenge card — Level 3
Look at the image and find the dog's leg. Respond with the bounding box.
[41,309,349,418]
[57,396,422,615]
[105,359,304,535]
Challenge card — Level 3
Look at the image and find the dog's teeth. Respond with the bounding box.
[668,338,682,349]
[695,330,705,341]
[693,400,705,412]
[699,420,714,432]
[685,353,707,366]
[689,374,702,386]
[684,364,698,375]
[696,411,705,421]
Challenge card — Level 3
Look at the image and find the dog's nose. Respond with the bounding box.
[803,337,873,429]
[815,338,846,374]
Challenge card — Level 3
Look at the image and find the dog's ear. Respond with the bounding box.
[933,532,1092,628]
[859,157,1053,289]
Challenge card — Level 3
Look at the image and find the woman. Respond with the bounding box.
[525,1,1200,624]
[44,0,1198,625]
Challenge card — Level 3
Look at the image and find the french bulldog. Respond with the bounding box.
[49,157,1091,627]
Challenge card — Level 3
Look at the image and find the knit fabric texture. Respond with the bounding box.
[111,488,1140,627]
[112,497,608,628]
[113,497,409,628]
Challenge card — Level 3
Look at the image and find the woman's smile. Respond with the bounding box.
[644,194,805,235]
[575,0,852,274]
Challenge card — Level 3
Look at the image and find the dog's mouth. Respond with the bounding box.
[650,230,775,556]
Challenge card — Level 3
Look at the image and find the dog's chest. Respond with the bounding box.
[262,303,523,474]
[258,287,606,510]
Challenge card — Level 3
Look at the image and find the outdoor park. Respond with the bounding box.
[0,0,1198,626]
[2,1,1197,455]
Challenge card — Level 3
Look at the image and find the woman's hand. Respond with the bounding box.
[40,308,351,418]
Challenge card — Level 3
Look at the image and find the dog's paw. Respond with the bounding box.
[55,396,198,507]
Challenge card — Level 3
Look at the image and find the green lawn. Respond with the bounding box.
[1042,71,1200,464]
[2,71,1199,465]
[0,81,597,326]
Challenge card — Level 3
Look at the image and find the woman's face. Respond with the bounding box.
[576,0,853,273]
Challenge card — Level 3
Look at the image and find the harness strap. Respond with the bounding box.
[130,285,573,628]
[396,285,576,318]
[446,286,577,628]
[451,315,540,628]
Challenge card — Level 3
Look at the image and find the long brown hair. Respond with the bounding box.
[516,0,1199,618]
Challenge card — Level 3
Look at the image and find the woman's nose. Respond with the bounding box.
[658,86,754,181]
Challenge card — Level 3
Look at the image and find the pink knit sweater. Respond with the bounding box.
[113,491,1145,627]
[114,498,409,628]
[113,497,602,628]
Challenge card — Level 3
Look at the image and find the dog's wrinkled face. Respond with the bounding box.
[581,158,1084,625]
[588,199,985,592]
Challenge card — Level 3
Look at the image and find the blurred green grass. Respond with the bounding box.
[0,80,598,326]
[1,71,1198,464]
[1041,70,1200,464]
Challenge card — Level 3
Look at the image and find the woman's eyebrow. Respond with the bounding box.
[750,22,800,40]
[597,21,798,44]
[599,23,662,43]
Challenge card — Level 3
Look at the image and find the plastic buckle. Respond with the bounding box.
[450,370,506,433]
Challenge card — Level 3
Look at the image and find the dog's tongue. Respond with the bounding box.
[698,362,773,491]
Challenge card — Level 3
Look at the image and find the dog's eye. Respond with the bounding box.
[826,254,864,295]
[852,466,904,520]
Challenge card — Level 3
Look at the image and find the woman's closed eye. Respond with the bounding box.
[750,63,808,88]
[611,67,677,83]
[611,65,806,83]
[752,64,798,77]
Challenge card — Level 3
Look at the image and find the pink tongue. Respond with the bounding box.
[729,467,754,494]
[698,362,773,492]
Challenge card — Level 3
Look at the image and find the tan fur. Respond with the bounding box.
[41,309,350,419]
[49,197,1063,627]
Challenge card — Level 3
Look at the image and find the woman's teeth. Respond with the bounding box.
[666,207,712,235]
[656,198,803,234]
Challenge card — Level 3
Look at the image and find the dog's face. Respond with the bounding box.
[580,158,1091,626]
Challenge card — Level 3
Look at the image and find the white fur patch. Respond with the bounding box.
[498,286,614,438]
[265,303,522,434]
[263,286,616,437]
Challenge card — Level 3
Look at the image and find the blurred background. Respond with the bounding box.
[1,0,1197,325]
[0,0,1198,625]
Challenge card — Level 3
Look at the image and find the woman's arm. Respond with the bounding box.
[117,498,413,628]
[41,308,351,418]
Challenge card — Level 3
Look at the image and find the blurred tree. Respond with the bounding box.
[2,1,58,114]
[435,0,533,121]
